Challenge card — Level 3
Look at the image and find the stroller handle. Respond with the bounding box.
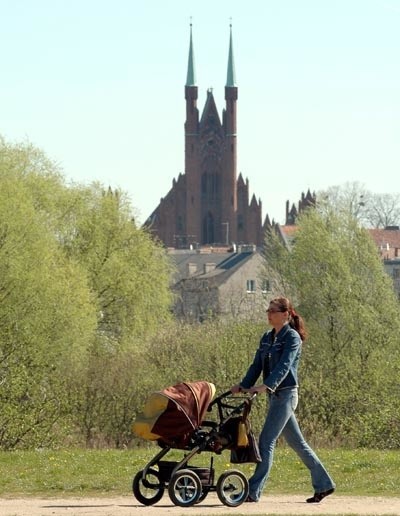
[208,389,257,411]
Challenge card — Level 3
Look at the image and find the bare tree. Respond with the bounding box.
[318,182,400,228]
[363,193,400,228]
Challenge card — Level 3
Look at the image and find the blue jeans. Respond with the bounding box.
[248,388,335,501]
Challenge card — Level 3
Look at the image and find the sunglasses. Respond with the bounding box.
[266,308,286,313]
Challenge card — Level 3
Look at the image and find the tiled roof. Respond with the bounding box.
[168,248,257,283]
[280,225,298,237]
[169,250,231,282]
[368,228,400,248]
[274,224,400,261]
[368,228,400,260]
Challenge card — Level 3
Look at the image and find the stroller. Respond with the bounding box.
[132,380,260,508]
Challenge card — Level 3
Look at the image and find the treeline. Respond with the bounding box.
[1,137,399,450]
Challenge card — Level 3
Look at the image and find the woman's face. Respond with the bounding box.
[266,302,288,326]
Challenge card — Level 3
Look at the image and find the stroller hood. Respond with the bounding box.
[133,381,216,445]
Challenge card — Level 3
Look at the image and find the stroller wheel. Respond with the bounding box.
[168,469,202,507]
[216,470,249,507]
[132,468,164,506]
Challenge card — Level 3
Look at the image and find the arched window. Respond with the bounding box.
[201,171,219,202]
[176,215,183,232]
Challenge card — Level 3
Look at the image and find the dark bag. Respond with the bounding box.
[229,399,261,464]
[230,428,261,463]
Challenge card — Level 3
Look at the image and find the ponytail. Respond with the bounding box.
[289,310,307,342]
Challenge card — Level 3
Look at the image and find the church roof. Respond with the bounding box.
[199,89,222,127]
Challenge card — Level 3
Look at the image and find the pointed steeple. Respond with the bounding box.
[226,23,236,87]
[186,23,196,87]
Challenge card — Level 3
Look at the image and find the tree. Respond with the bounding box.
[318,182,369,222]
[0,138,97,449]
[363,192,400,229]
[59,183,174,342]
[261,207,400,446]
[261,225,295,300]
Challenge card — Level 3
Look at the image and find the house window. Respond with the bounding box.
[261,279,270,293]
[246,279,256,293]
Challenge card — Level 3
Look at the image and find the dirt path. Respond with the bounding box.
[1,495,400,516]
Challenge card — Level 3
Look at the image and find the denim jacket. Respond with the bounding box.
[240,324,301,392]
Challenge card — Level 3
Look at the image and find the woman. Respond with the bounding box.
[231,296,335,503]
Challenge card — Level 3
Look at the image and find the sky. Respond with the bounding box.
[1,0,400,225]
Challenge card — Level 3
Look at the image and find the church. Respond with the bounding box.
[145,26,315,249]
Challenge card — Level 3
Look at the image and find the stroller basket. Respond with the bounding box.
[158,460,214,485]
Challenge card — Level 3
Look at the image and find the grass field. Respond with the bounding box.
[0,446,399,498]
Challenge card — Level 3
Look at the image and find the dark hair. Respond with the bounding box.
[270,296,308,342]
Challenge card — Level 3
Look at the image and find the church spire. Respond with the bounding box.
[226,23,236,87]
[186,22,196,87]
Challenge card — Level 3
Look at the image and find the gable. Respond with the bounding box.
[199,90,222,132]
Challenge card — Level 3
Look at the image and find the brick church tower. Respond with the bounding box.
[145,25,264,248]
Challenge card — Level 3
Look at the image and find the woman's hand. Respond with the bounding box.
[230,384,242,394]
[249,384,268,394]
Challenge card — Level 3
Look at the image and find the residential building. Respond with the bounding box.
[169,245,270,321]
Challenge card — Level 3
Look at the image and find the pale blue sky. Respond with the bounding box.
[1,0,400,224]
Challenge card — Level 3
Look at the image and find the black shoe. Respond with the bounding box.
[306,488,334,503]
[245,495,257,502]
